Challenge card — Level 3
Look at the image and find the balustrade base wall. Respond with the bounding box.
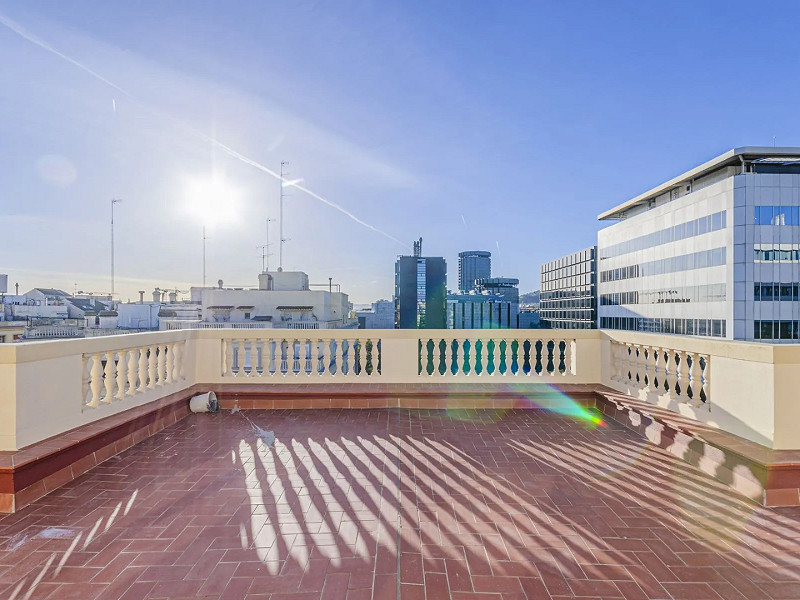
[207,382,599,411]
[4,380,799,512]
[594,391,800,507]
[0,386,200,513]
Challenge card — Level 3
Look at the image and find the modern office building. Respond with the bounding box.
[597,146,800,342]
[446,291,516,329]
[395,238,447,328]
[458,251,491,292]
[540,247,597,329]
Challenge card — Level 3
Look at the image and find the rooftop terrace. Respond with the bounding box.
[4,408,800,600]
[2,328,800,598]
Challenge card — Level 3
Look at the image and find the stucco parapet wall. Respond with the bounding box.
[0,330,193,364]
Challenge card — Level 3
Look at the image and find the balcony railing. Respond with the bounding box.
[1,328,798,452]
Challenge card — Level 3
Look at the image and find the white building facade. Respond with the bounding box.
[598,147,800,342]
[188,271,356,330]
[356,300,395,329]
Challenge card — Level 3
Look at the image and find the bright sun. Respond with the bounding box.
[184,175,241,227]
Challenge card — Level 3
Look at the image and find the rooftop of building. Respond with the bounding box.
[476,277,520,286]
[458,250,491,257]
[598,146,800,221]
[4,407,800,599]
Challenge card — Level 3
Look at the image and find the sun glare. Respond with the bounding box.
[184,175,241,227]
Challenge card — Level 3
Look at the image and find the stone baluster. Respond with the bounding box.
[677,350,690,401]
[89,354,103,408]
[103,351,116,403]
[156,344,167,385]
[320,339,331,376]
[352,339,360,376]
[115,349,127,400]
[625,344,635,385]
[443,337,453,377]
[474,339,483,376]
[221,340,229,376]
[138,346,149,391]
[688,352,701,405]
[498,339,507,377]
[342,339,352,376]
[563,339,574,376]
[127,348,138,396]
[243,340,253,377]
[701,354,710,407]
[632,345,642,389]
[267,339,277,375]
[147,346,158,389]
[304,339,313,375]
[666,349,678,400]
[288,339,298,376]
[279,339,289,375]
[651,347,661,392]
[165,344,175,384]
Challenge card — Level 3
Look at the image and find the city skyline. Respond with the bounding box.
[3,2,800,303]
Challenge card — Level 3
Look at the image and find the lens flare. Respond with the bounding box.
[425,384,607,428]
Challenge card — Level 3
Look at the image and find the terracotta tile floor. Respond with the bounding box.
[2,408,800,599]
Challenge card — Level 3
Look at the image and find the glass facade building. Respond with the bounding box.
[394,255,447,329]
[457,251,491,292]
[540,247,597,329]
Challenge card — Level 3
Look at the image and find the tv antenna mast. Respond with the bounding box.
[279,161,288,271]
[258,218,275,272]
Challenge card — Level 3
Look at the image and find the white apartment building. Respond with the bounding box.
[598,147,800,342]
[188,271,356,329]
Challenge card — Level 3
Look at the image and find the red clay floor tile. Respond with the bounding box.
[1,408,800,599]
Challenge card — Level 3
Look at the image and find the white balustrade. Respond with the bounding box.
[82,339,187,410]
[416,334,577,378]
[608,338,710,407]
[220,335,382,379]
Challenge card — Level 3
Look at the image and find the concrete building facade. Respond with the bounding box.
[597,147,800,342]
[356,300,395,329]
[540,247,597,329]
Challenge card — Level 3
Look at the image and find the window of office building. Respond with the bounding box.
[754,206,800,226]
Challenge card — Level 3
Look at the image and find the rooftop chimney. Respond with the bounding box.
[138,291,145,304]
[152,288,161,303]
[168,291,177,303]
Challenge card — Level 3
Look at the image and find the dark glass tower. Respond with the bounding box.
[458,251,491,292]
[395,239,447,328]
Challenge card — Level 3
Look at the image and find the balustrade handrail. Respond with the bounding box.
[5,327,800,450]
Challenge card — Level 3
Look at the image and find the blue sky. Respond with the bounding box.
[2,1,800,303]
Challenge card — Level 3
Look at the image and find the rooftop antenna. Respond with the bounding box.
[258,217,275,272]
[202,226,211,287]
[110,198,122,304]
[279,161,289,271]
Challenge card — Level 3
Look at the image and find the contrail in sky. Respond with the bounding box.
[0,12,408,248]
[0,13,130,96]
